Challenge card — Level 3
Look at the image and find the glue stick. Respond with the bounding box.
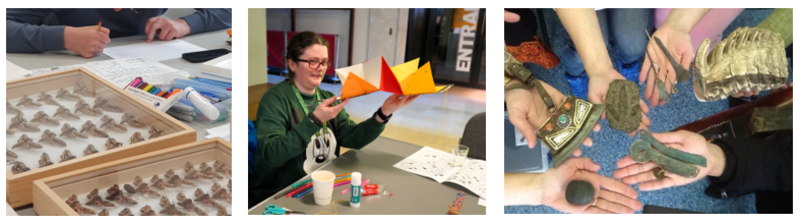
[350,172,362,208]
[184,87,220,120]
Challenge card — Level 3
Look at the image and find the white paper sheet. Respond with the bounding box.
[393,146,487,198]
[85,58,178,88]
[102,39,205,62]
[478,197,486,207]
[6,60,30,81]
[205,123,231,143]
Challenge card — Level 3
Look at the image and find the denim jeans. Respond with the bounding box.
[561,9,654,76]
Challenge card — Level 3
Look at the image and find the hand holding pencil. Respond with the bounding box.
[63,21,111,58]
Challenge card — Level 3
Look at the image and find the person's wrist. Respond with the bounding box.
[177,18,191,35]
[63,26,76,51]
[585,60,614,79]
[706,142,726,177]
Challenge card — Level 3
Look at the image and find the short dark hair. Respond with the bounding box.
[286,31,329,80]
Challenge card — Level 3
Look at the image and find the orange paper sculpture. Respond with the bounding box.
[334,56,451,99]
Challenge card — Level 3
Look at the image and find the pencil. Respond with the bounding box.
[97,21,102,32]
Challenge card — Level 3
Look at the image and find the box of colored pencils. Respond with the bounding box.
[123,77,185,112]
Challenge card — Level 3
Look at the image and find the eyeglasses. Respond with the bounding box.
[296,59,331,69]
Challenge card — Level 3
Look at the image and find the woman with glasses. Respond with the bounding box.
[249,31,419,207]
[7,8,232,58]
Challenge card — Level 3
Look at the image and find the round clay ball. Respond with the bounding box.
[605,80,642,132]
[565,180,595,206]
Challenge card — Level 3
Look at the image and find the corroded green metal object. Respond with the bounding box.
[630,130,707,178]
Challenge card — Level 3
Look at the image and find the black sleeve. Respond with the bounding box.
[704,136,792,198]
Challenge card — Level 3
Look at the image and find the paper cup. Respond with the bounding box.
[311,170,335,205]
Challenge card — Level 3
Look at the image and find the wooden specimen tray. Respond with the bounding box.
[32,138,231,216]
[7,68,195,207]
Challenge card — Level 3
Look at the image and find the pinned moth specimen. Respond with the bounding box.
[73,82,94,97]
[130,132,145,144]
[98,209,109,216]
[56,88,81,101]
[124,184,137,194]
[60,150,76,162]
[11,161,31,174]
[179,199,207,216]
[151,178,167,190]
[165,175,183,187]
[16,94,42,107]
[7,101,22,114]
[67,200,96,215]
[80,120,108,138]
[194,188,206,199]
[87,188,99,200]
[136,183,161,197]
[107,190,138,205]
[31,111,60,126]
[182,170,202,186]
[199,162,209,170]
[105,138,123,150]
[160,196,172,207]
[184,161,195,173]
[227,179,231,191]
[94,96,124,113]
[149,125,166,139]
[53,106,80,120]
[164,169,176,179]
[100,115,127,132]
[7,149,19,159]
[217,208,229,216]
[7,128,15,135]
[84,144,99,156]
[107,184,120,195]
[37,91,61,106]
[65,194,79,206]
[118,207,133,216]
[9,113,41,132]
[150,174,160,183]
[120,113,147,128]
[39,152,54,167]
[85,195,115,207]
[211,186,231,203]
[194,188,224,209]
[40,129,67,147]
[159,204,188,216]
[60,123,88,139]
[176,192,188,203]
[140,205,156,216]
[13,134,43,149]
[132,175,144,187]
[201,165,223,179]
[75,99,103,116]
[214,160,231,177]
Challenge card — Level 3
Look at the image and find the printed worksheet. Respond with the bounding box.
[394,146,486,198]
[85,58,177,88]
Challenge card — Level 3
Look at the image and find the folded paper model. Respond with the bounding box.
[334,57,453,99]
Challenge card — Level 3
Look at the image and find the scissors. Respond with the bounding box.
[265,204,305,215]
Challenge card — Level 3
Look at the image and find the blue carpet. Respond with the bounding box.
[505,8,789,214]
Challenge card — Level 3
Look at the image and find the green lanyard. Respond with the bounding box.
[291,82,327,136]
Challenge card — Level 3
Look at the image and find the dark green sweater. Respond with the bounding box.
[249,80,386,207]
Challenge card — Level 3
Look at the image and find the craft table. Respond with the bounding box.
[6,27,231,217]
[248,137,486,215]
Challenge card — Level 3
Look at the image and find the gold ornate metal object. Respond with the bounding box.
[537,96,606,167]
[694,27,789,101]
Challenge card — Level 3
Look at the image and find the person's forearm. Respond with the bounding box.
[504,172,544,206]
[183,8,232,34]
[555,8,613,78]
[663,9,711,33]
